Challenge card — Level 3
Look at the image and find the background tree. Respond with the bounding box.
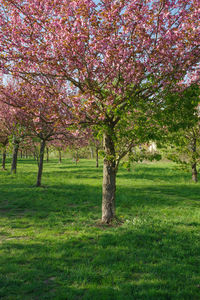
[0,80,70,184]
[89,131,103,168]
[0,101,28,174]
[0,134,9,170]
[0,78,91,185]
[160,84,200,182]
[0,115,10,170]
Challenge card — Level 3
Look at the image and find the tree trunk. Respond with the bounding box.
[192,162,198,183]
[2,148,6,170]
[102,132,116,224]
[46,147,49,162]
[20,150,23,159]
[75,151,79,165]
[90,147,94,159]
[36,140,46,187]
[191,137,198,183]
[36,151,39,166]
[58,150,62,163]
[96,146,99,168]
[11,138,19,174]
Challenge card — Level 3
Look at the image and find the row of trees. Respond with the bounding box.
[0,83,90,185]
[0,0,199,223]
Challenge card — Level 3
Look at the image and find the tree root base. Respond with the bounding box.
[97,216,124,227]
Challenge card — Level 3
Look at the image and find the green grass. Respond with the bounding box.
[0,158,200,300]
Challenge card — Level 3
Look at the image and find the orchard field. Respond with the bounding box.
[0,158,199,300]
[0,1,199,299]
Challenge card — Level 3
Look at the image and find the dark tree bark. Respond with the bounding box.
[36,151,39,166]
[2,148,6,170]
[58,150,62,163]
[96,146,99,168]
[75,151,79,165]
[46,147,49,162]
[11,137,20,174]
[20,150,23,159]
[192,162,198,183]
[102,131,116,224]
[36,139,46,187]
[191,137,198,183]
[1,137,8,170]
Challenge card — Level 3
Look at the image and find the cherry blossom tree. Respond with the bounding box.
[50,140,66,163]
[0,126,9,170]
[0,78,90,185]
[0,80,66,184]
[0,100,28,173]
[0,0,199,222]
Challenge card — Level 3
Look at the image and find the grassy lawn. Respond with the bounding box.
[0,158,200,300]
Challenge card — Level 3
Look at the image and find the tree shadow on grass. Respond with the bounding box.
[16,163,103,180]
[42,169,103,181]
[117,165,192,183]
[0,163,200,300]
[45,163,192,183]
[4,160,193,183]
[117,184,200,210]
[0,181,103,226]
[0,179,199,217]
[0,224,199,300]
